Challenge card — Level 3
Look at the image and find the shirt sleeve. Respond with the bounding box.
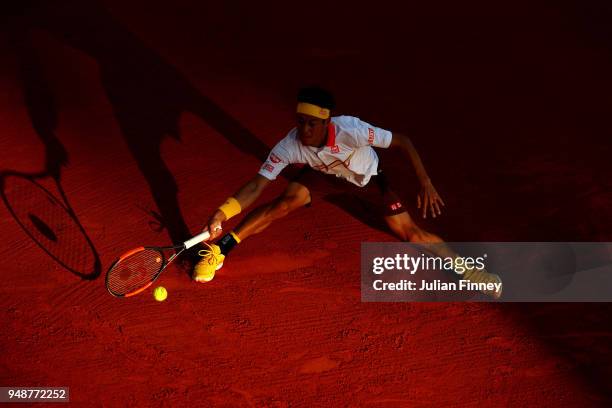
[258,137,293,180]
[346,117,393,148]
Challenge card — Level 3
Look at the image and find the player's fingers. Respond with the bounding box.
[417,195,421,209]
[434,200,442,215]
[208,222,221,237]
[431,201,441,217]
[422,195,429,218]
[429,197,437,218]
[432,190,445,207]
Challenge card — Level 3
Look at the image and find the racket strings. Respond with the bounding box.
[107,249,164,296]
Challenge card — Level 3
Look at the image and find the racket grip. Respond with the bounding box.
[184,230,211,249]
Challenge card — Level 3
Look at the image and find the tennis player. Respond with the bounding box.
[194,86,502,298]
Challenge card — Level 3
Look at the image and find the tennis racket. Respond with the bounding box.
[105,230,211,298]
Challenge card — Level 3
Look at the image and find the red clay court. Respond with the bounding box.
[1,0,612,406]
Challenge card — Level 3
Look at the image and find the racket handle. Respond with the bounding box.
[184,230,211,249]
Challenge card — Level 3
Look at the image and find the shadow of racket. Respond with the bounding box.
[0,170,101,280]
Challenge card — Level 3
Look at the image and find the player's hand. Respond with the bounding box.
[417,179,445,219]
[204,210,226,240]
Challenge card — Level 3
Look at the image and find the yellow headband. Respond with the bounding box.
[296,102,330,119]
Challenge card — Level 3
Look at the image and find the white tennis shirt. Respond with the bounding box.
[258,116,393,187]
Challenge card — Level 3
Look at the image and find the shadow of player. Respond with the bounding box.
[1,10,101,279]
[24,0,271,244]
[3,0,272,276]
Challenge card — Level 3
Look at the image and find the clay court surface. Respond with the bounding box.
[1,1,612,406]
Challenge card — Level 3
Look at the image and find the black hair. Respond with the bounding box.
[297,86,335,110]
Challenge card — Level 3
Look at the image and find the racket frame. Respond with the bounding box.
[105,230,210,298]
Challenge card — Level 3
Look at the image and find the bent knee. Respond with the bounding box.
[270,199,290,217]
[282,184,311,207]
[270,192,309,218]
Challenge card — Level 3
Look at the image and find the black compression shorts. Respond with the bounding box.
[291,166,406,217]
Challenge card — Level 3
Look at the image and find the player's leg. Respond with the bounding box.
[234,181,311,240]
[383,210,501,298]
[382,204,455,265]
[232,165,327,240]
[192,182,311,282]
[371,173,503,298]
[384,210,443,243]
[369,173,442,243]
[383,210,502,298]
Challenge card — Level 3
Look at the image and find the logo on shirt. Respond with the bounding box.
[269,153,282,163]
[368,128,375,145]
[390,202,403,211]
[330,145,340,154]
[262,163,275,172]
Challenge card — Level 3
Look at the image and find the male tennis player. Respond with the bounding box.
[194,86,502,298]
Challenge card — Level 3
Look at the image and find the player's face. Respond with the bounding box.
[296,114,329,147]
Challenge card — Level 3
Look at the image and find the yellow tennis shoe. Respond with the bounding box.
[463,268,503,299]
[193,242,224,282]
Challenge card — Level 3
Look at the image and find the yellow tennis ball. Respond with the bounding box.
[153,286,167,302]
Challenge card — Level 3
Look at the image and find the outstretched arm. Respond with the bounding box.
[232,174,272,209]
[390,133,445,219]
[205,174,271,239]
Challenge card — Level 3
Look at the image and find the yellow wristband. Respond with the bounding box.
[218,197,241,220]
